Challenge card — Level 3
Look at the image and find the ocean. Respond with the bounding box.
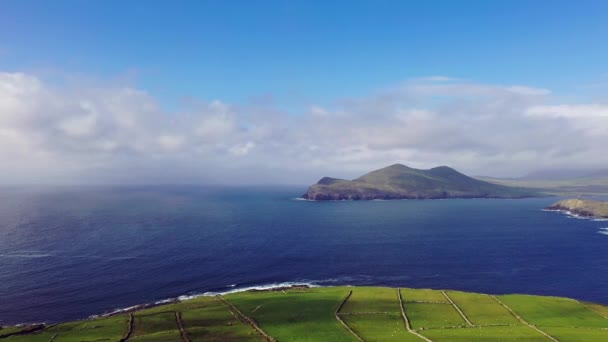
[0,186,607,325]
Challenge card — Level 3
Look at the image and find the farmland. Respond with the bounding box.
[3,286,608,341]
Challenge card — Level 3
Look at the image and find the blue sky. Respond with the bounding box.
[1,1,608,184]
[2,0,607,109]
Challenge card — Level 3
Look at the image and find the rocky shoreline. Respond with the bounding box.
[545,199,608,219]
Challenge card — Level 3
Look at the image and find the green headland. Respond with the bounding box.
[546,199,608,219]
[3,286,608,341]
[302,164,541,200]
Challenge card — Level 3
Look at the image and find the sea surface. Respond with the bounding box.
[1,186,607,325]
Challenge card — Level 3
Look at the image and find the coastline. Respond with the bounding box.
[93,281,320,319]
[542,208,608,221]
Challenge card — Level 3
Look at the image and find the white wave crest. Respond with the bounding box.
[0,253,52,258]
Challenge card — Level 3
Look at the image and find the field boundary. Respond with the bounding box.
[491,295,559,342]
[442,291,474,327]
[398,288,434,342]
[175,312,190,342]
[334,290,365,342]
[218,295,277,342]
[118,313,133,342]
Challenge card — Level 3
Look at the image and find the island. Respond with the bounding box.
[546,199,608,218]
[3,286,608,341]
[302,163,540,200]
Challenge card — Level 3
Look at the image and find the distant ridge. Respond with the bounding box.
[302,164,541,200]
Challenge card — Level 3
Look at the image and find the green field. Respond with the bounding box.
[421,325,548,341]
[341,314,421,342]
[498,294,608,328]
[400,288,450,303]
[405,303,467,329]
[445,291,519,326]
[3,286,608,341]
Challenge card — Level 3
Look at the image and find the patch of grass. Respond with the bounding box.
[404,303,466,329]
[400,288,449,303]
[542,327,608,342]
[46,315,128,342]
[136,296,215,316]
[181,297,262,341]
[421,325,549,341]
[445,291,519,325]
[5,333,55,342]
[342,313,423,341]
[499,294,608,328]
[340,287,400,313]
[0,326,37,338]
[132,312,179,337]
[187,326,263,341]
[226,287,357,342]
[583,302,608,318]
[130,330,183,341]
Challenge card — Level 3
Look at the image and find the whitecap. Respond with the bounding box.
[199,281,319,297]
[0,253,52,258]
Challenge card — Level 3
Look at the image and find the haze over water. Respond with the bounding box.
[1,186,607,326]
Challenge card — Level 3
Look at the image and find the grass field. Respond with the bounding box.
[498,294,608,328]
[226,286,356,341]
[400,288,450,303]
[132,312,178,337]
[541,327,608,342]
[421,325,549,341]
[341,313,422,342]
[405,303,467,329]
[445,291,520,326]
[3,286,608,341]
[340,287,401,313]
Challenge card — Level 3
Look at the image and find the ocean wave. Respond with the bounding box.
[599,228,608,236]
[0,253,52,258]
[193,281,320,297]
[543,209,595,220]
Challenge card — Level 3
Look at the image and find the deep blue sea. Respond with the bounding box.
[1,186,607,326]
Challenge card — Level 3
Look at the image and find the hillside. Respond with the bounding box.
[302,164,540,200]
[4,286,608,341]
[546,199,608,218]
[476,175,608,195]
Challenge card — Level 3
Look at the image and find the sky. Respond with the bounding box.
[0,0,607,185]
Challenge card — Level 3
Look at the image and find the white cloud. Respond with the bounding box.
[58,113,97,137]
[506,86,551,96]
[229,141,255,156]
[0,71,607,184]
[526,104,608,118]
[158,134,185,151]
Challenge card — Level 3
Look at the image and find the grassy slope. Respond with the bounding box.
[4,286,608,341]
[304,164,539,200]
[476,176,608,195]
